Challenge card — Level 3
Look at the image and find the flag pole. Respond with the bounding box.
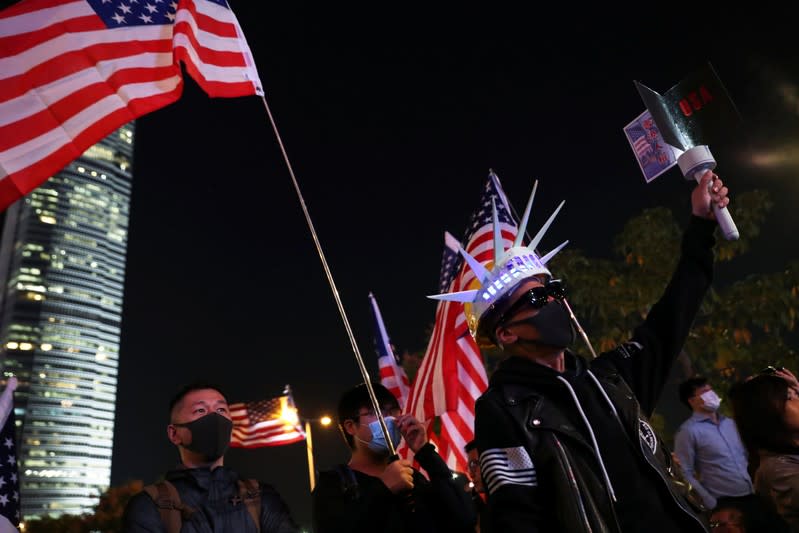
[259,95,397,456]
[305,419,315,491]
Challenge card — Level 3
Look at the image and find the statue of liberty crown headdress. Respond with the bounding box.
[428,181,569,346]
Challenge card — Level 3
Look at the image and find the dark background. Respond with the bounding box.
[9,3,799,529]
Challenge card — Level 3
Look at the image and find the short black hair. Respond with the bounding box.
[730,375,794,454]
[713,494,791,532]
[337,382,399,449]
[678,376,708,409]
[464,440,477,453]
[168,381,227,421]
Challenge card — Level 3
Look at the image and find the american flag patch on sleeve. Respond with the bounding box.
[480,446,537,494]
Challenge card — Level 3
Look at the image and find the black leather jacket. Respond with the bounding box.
[122,465,299,532]
[475,216,717,533]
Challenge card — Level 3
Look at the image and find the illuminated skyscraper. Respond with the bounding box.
[0,124,134,519]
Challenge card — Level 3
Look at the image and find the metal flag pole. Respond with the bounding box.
[259,96,397,456]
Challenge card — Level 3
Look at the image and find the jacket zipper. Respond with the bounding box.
[553,435,593,533]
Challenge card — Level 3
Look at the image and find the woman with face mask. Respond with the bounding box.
[731,367,799,532]
[311,382,476,533]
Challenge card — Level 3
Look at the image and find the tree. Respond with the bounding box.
[548,190,797,438]
[23,480,143,533]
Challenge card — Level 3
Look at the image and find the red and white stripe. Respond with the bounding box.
[0,0,262,211]
[406,199,517,473]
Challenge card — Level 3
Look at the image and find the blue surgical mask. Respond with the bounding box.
[358,416,402,453]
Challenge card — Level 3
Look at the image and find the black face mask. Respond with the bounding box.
[505,299,575,349]
[173,412,233,462]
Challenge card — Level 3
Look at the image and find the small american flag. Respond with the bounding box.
[406,170,516,473]
[0,379,20,529]
[229,389,306,448]
[0,0,262,212]
[632,134,651,159]
[369,292,410,408]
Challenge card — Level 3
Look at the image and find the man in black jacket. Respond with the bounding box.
[122,382,299,532]
[434,171,729,532]
[312,382,476,533]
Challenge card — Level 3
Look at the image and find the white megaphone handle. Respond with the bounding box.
[692,171,739,241]
[677,145,740,241]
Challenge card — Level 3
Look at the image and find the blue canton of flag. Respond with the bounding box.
[88,0,178,27]
[438,171,515,292]
[87,0,232,27]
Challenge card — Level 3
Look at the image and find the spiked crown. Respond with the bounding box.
[429,181,568,346]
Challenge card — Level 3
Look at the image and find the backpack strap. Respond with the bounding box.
[142,480,196,533]
[236,478,261,533]
[333,464,360,501]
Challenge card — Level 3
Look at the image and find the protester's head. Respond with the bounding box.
[710,494,791,533]
[337,382,402,455]
[679,376,722,414]
[464,440,485,493]
[730,373,799,454]
[427,184,568,348]
[166,381,232,468]
[489,276,574,355]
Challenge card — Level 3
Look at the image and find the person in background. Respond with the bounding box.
[710,494,790,533]
[730,366,799,531]
[675,376,753,509]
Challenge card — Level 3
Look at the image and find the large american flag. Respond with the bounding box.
[229,390,306,448]
[0,0,262,211]
[406,171,517,473]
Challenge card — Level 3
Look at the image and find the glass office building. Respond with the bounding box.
[0,124,134,518]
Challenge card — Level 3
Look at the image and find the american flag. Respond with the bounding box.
[229,389,306,448]
[632,134,651,159]
[405,171,517,473]
[369,292,410,408]
[0,379,20,529]
[0,0,262,211]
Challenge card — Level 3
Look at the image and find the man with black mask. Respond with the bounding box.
[432,171,731,532]
[123,382,299,532]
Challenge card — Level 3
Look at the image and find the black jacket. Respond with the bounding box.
[475,216,717,533]
[312,443,476,533]
[122,465,299,532]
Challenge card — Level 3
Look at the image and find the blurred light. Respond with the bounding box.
[19,343,33,351]
[5,342,19,350]
[320,415,332,426]
[40,344,52,351]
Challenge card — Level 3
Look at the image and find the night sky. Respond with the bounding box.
[107,6,799,528]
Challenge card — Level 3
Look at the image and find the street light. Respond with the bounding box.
[304,415,332,492]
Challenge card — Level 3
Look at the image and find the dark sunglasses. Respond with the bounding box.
[498,279,566,325]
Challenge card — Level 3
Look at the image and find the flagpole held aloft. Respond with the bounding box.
[258,95,396,457]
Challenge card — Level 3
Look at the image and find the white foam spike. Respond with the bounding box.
[459,247,491,283]
[528,200,565,252]
[492,198,504,266]
[512,180,538,249]
[539,240,569,264]
[427,289,480,303]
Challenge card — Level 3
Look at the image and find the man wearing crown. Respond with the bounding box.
[434,171,727,532]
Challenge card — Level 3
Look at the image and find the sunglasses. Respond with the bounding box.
[498,279,566,325]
